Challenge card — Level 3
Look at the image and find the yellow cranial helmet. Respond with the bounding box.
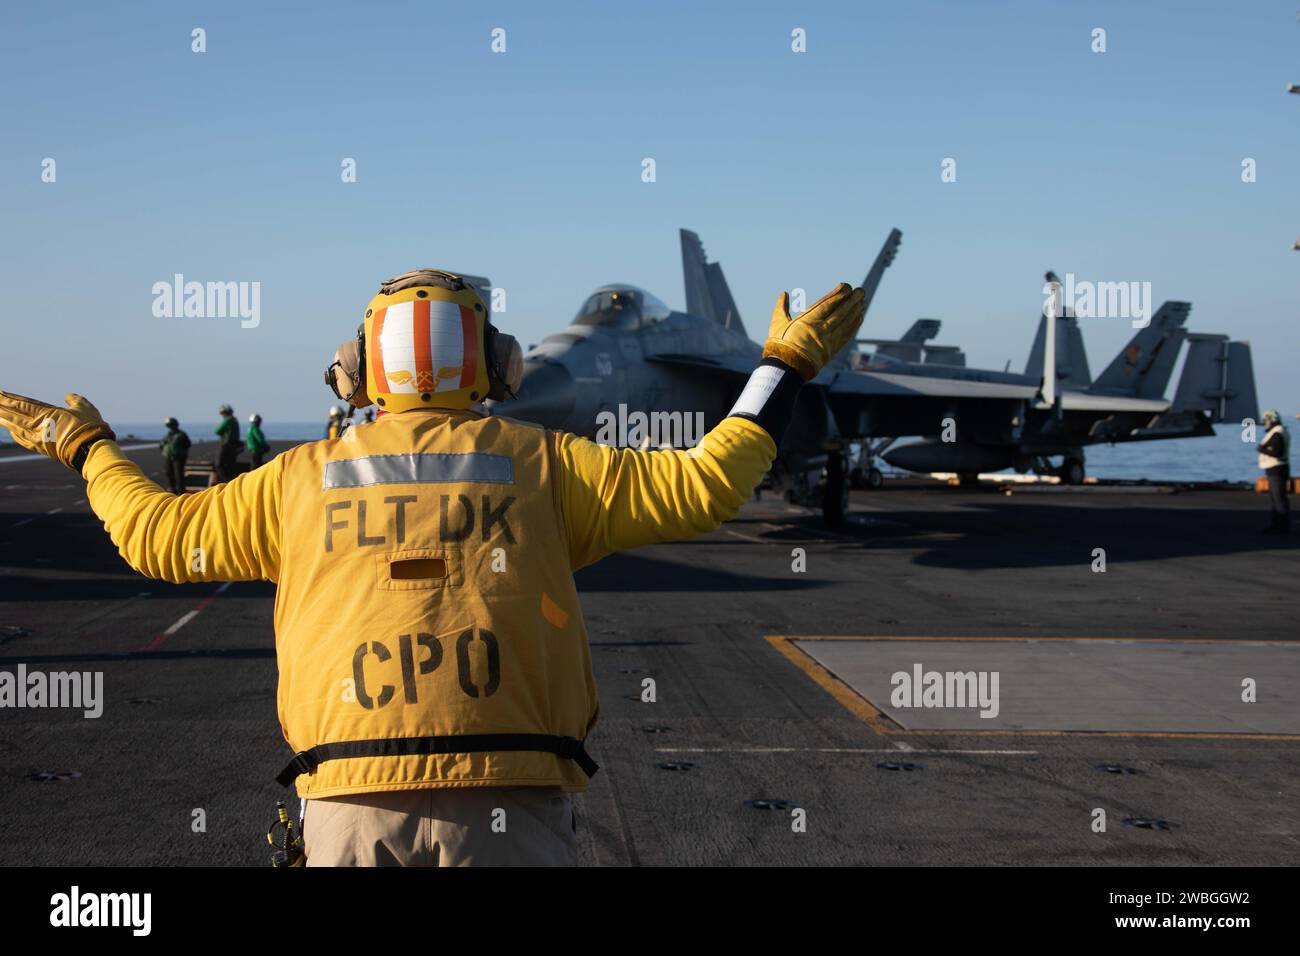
[362,270,492,413]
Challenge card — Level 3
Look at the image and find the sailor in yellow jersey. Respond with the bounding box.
[0,269,866,866]
[326,405,346,440]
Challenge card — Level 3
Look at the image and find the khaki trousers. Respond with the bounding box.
[303,786,578,867]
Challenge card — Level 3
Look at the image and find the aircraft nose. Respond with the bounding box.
[487,361,576,428]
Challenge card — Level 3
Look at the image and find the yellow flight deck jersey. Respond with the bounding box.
[81,410,776,798]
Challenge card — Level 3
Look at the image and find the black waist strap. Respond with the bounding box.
[276,733,599,787]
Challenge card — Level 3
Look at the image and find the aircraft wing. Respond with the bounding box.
[643,356,1174,415]
[644,358,1055,400]
[826,370,1039,400]
[644,351,757,378]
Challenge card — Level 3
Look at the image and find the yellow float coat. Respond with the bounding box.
[82,410,776,797]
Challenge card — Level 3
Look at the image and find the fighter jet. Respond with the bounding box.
[828,272,1258,485]
[487,229,906,522]
[489,228,1257,530]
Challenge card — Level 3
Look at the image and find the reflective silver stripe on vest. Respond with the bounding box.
[322,453,514,489]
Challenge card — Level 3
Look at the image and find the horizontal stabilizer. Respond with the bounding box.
[859,319,942,363]
[859,319,967,367]
[922,344,967,367]
[899,318,941,344]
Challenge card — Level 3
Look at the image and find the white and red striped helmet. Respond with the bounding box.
[362,270,490,412]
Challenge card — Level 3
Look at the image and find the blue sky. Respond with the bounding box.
[1,0,1297,424]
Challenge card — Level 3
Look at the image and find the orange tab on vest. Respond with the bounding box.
[540,592,569,628]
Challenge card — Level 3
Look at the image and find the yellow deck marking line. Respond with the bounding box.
[766,635,899,732]
[765,635,1300,741]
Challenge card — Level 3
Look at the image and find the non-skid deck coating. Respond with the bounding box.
[1,441,1297,865]
[790,637,1300,735]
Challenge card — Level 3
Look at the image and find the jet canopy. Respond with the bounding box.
[573,285,671,330]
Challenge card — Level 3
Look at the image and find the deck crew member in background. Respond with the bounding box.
[215,404,242,481]
[159,417,191,494]
[0,269,865,867]
[326,405,346,439]
[1259,408,1291,534]
[246,414,270,468]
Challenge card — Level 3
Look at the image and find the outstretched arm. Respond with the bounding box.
[84,441,284,583]
[555,282,865,569]
[555,416,776,569]
[0,391,284,583]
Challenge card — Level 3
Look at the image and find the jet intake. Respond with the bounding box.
[486,361,576,430]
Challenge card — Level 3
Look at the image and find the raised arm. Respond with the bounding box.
[555,417,775,569]
[0,391,284,583]
[555,282,865,569]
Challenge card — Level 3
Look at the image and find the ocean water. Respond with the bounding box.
[1,422,1289,484]
[872,427,1286,484]
[1,421,343,445]
[1069,428,1286,484]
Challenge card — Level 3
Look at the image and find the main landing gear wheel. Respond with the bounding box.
[1059,457,1085,485]
[866,467,884,489]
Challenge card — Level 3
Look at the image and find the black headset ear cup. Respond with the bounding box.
[354,323,367,403]
[485,323,523,401]
[326,330,370,407]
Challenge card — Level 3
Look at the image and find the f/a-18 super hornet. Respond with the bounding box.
[827,265,1258,485]
[488,229,904,521]
[488,228,1257,527]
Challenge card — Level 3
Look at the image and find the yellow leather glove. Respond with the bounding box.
[0,390,116,473]
[762,282,867,381]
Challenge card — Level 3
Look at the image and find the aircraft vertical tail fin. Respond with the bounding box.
[680,229,746,335]
[859,228,903,315]
[1091,301,1190,398]
[827,228,903,370]
[1172,334,1259,424]
[1025,312,1092,389]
